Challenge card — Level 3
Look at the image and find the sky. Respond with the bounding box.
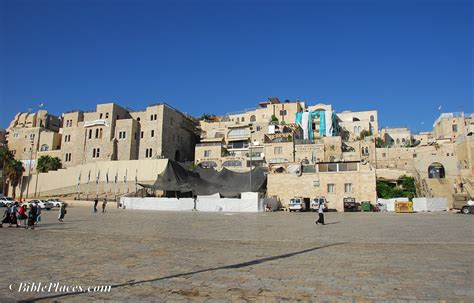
[1,0,472,132]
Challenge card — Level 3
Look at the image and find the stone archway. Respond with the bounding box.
[428,162,445,179]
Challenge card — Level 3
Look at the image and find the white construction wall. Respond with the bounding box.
[121,197,194,211]
[412,198,448,212]
[196,192,262,212]
[377,197,409,212]
[120,192,263,212]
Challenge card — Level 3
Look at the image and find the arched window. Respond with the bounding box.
[396,138,400,145]
[365,147,369,154]
[428,162,445,179]
[250,115,256,122]
[222,160,242,167]
[402,138,406,143]
[40,144,49,151]
[370,115,374,122]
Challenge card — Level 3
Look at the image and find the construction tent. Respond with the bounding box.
[139,160,267,198]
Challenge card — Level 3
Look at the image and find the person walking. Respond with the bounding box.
[102,198,107,213]
[27,203,37,230]
[35,201,42,225]
[93,198,99,213]
[10,203,19,227]
[315,199,326,225]
[18,204,27,228]
[58,203,67,222]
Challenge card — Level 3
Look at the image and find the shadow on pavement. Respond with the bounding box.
[21,242,346,302]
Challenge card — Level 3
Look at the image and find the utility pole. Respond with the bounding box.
[249,124,253,192]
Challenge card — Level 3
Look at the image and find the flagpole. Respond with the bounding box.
[96,170,100,199]
[105,170,109,200]
[86,170,90,200]
[77,173,81,200]
[135,169,138,197]
[123,169,127,195]
[114,172,117,202]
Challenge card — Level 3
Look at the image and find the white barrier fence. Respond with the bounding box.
[412,198,448,212]
[120,192,263,212]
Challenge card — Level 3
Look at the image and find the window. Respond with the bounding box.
[40,144,49,151]
[99,113,103,119]
[92,148,100,158]
[154,114,157,120]
[241,117,245,122]
[396,139,400,145]
[99,128,103,139]
[151,130,155,137]
[65,153,72,162]
[274,147,283,155]
[280,110,287,116]
[88,129,92,139]
[140,131,144,139]
[344,183,352,193]
[105,113,109,119]
[327,184,335,193]
[118,131,126,140]
[204,150,211,157]
[150,114,153,121]
[95,129,99,138]
[145,148,153,158]
[228,128,249,137]
[256,126,261,131]
[29,134,35,140]
[370,115,375,122]
[13,133,19,138]
[452,124,458,132]
[137,117,141,122]
[250,115,256,122]
[382,153,386,157]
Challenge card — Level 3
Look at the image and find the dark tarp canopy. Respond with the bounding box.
[139,160,267,197]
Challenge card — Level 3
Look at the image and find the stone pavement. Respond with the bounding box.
[0,206,472,302]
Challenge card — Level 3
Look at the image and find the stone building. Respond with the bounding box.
[267,160,377,211]
[433,112,473,141]
[58,103,198,167]
[380,127,412,147]
[6,103,199,169]
[337,109,378,140]
[6,110,61,165]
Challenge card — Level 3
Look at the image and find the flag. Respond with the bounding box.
[87,170,91,183]
[114,173,118,184]
[106,171,109,184]
[96,171,100,184]
[135,169,138,183]
[77,173,81,185]
[124,169,127,183]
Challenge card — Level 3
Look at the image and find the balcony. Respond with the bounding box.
[84,119,110,128]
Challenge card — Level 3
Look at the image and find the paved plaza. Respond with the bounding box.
[0,205,473,302]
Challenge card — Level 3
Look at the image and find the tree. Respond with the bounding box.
[375,137,386,148]
[198,113,215,121]
[376,175,416,200]
[270,115,279,122]
[36,155,62,173]
[0,147,14,195]
[358,129,372,140]
[5,159,24,200]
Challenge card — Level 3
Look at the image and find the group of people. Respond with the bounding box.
[1,201,68,229]
[93,197,108,213]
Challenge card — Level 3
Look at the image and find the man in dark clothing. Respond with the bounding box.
[315,199,326,225]
[102,198,107,213]
[27,204,37,230]
[93,198,99,213]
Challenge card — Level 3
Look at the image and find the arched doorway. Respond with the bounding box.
[428,162,445,179]
[175,150,180,162]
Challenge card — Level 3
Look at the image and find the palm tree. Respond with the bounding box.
[5,159,24,200]
[0,147,14,195]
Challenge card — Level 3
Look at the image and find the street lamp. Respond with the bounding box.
[25,138,34,199]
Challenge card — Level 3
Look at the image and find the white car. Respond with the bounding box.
[311,197,327,212]
[47,198,65,208]
[0,197,15,207]
[288,197,306,212]
[27,200,54,210]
